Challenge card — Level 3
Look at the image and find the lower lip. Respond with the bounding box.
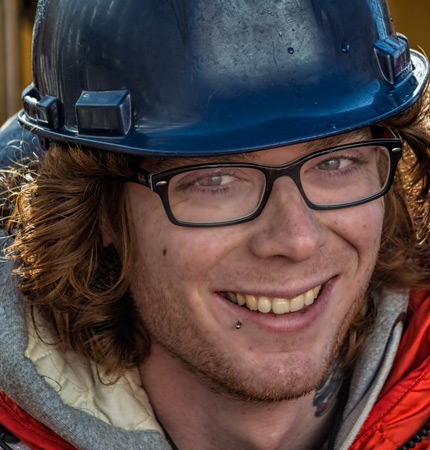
[216,278,337,334]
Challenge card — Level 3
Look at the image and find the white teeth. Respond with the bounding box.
[245,294,258,311]
[225,286,322,315]
[272,298,290,314]
[257,296,271,313]
[236,293,246,306]
[304,289,315,306]
[290,294,305,312]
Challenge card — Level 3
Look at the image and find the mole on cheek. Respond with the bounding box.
[162,249,167,256]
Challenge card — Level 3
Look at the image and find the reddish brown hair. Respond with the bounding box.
[3,91,430,376]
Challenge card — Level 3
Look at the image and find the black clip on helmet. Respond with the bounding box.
[19,0,429,156]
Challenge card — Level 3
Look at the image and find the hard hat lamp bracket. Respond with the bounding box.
[22,84,60,130]
[374,34,413,86]
[76,90,132,137]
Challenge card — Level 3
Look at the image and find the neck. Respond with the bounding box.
[139,345,344,450]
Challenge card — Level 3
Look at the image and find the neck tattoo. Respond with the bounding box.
[313,357,345,417]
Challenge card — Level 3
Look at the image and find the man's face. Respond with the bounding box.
[125,130,384,401]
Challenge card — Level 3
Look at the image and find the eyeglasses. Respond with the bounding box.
[127,131,403,227]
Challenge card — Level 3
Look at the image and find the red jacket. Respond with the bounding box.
[0,391,75,450]
[1,290,430,450]
[350,290,430,449]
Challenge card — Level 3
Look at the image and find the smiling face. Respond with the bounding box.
[125,130,385,401]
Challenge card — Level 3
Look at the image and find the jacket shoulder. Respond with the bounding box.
[0,391,77,450]
[0,114,42,168]
[350,290,430,449]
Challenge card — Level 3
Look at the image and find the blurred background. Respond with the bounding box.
[0,0,430,125]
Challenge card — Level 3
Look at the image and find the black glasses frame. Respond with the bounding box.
[127,132,403,227]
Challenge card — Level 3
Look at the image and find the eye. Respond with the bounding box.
[195,173,236,187]
[316,157,353,171]
[170,167,263,198]
[175,169,244,191]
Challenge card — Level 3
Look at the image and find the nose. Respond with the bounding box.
[248,177,327,262]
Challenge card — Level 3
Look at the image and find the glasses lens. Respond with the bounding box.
[300,145,391,207]
[168,167,266,224]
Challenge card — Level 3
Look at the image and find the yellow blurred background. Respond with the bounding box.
[0,0,430,125]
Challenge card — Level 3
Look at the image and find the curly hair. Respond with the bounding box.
[2,90,430,377]
[3,147,149,376]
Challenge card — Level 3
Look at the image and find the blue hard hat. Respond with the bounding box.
[19,0,428,156]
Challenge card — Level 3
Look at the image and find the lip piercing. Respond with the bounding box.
[235,321,242,329]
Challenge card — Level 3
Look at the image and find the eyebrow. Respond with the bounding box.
[143,153,257,171]
[304,129,372,152]
[144,129,372,171]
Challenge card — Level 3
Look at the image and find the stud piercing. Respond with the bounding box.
[235,321,242,329]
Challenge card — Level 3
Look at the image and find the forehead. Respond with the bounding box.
[143,128,372,171]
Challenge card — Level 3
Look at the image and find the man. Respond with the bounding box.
[0,0,429,449]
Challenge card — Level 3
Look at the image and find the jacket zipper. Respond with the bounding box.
[0,425,18,450]
[398,418,430,449]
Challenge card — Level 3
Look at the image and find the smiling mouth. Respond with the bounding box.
[221,286,322,315]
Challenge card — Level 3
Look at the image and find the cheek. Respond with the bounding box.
[325,199,385,257]
[155,228,241,285]
[126,183,238,281]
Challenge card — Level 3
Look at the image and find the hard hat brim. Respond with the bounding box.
[19,50,428,157]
